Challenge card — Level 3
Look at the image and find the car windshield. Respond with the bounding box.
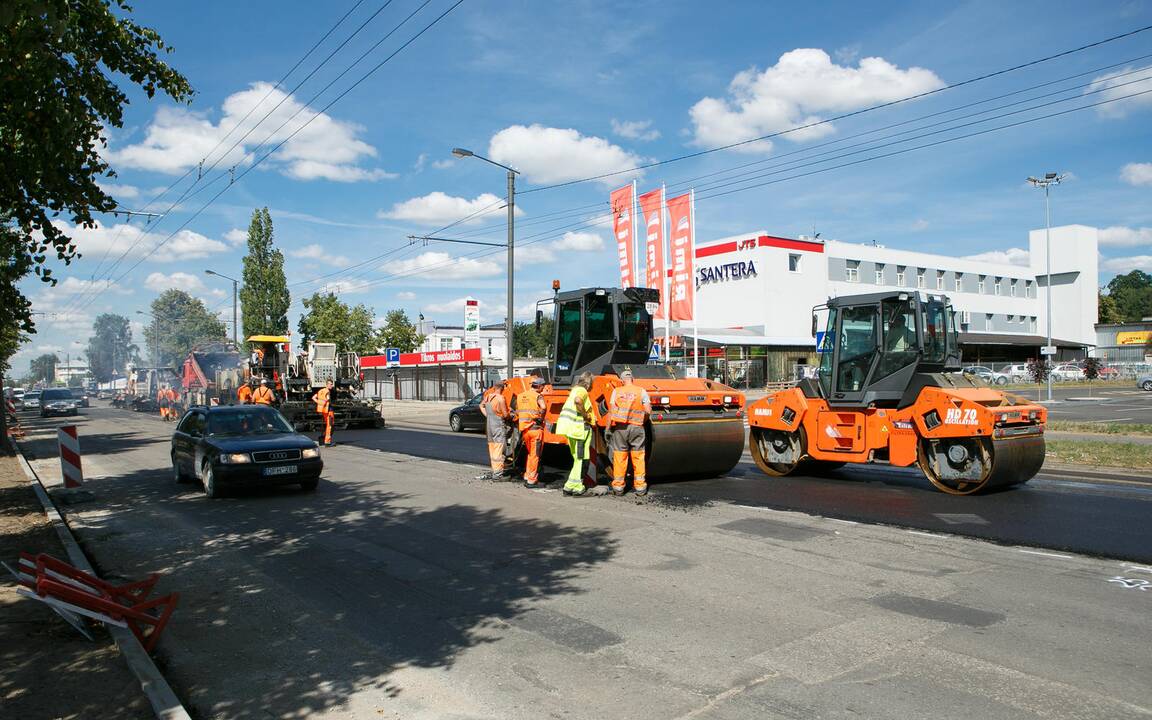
[42,389,72,401]
[207,408,294,436]
[26,391,41,398]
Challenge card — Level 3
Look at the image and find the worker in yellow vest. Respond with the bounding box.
[252,379,276,406]
[479,380,510,479]
[608,367,651,496]
[556,372,596,497]
[312,379,335,446]
[515,376,548,488]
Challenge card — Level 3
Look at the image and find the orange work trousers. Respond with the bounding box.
[320,411,334,445]
[610,423,647,492]
[521,426,543,484]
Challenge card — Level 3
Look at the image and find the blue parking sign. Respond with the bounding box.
[385,348,400,364]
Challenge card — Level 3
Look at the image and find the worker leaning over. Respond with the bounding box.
[608,367,652,496]
[252,378,276,406]
[479,380,510,480]
[312,379,335,447]
[167,386,181,419]
[237,381,253,405]
[557,372,596,497]
[515,375,548,489]
[157,385,171,421]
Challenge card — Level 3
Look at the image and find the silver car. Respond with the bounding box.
[1139,374,1152,392]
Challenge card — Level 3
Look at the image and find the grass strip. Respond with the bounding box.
[1047,420,1152,436]
[1045,440,1152,469]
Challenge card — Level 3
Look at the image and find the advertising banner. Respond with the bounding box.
[638,187,666,319]
[611,183,637,288]
[665,191,695,321]
[398,347,483,366]
[464,298,480,344]
[1117,330,1152,345]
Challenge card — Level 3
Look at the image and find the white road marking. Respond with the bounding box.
[1018,549,1073,559]
[830,518,858,525]
[906,530,946,538]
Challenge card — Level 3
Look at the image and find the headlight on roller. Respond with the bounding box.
[219,452,251,464]
[723,395,733,403]
[659,396,671,405]
[302,447,321,459]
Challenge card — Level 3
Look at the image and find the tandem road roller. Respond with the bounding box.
[747,290,1047,495]
[497,284,746,481]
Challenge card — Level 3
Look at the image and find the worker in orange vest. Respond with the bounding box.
[166,386,181,419]
[515,376,548,488]
[312,379,335,446]
[479,380,510,479]
[157,385,171,421]
[608,367,651,496]
[237,381,253,405]
[252,379,276,406]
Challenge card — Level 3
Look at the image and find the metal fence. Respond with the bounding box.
[360,365,502,402]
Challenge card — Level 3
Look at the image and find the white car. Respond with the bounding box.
[1050,364,1084,382]
[1000,364,1031,382]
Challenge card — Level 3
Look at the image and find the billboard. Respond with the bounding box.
[464,298,480,344]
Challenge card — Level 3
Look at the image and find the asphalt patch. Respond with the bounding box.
[869,593,1005,628]
[717,517,831,541]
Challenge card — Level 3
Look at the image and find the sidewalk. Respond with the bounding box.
[0,450,151,719]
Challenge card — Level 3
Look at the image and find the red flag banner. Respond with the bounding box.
[610,184,637,288]
[638,188,665,318]
[666,191,695,321]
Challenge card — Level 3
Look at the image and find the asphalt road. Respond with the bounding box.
[1014,383,1152,424]
[14,406,1152,720]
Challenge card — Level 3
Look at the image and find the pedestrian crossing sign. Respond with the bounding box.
[649,343,661,362]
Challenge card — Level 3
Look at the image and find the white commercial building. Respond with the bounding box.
[416,321,509,363]
[54,361,90,385]
[667,225,1098,385]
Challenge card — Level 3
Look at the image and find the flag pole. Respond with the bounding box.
[690,189,699,379]
[631,180,638,289]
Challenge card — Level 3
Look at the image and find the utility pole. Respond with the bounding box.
[1027,172,1064,403]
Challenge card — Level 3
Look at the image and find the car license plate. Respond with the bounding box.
[263,465,297,476]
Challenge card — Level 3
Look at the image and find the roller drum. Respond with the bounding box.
[983,434,1046,490]
[643,417,746,480]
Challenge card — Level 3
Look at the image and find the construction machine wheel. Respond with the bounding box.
[917,434,1045,495]
[749,427,806,477]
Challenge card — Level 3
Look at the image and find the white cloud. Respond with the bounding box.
[396,291,417,300]
[1120,162,1152,186]
[1101,255,1152,272]
[108,82,395,182]
[387,251,502,280]
[514,244,556,267]
[963,247,1030,266]
[611,119,660,141]
[552,230,605,252]
[1087,65,1152,118]
[422,297,470,314]
[96,181,141,199]
[1099,226,1152,247]
[288,243,350,267]
[318,278,373,295]
[223,228,248,245]
[53,220,229,263]
[145,271,205,293]
[488,124,646,185]
[689,48,945,153]
[53,277,132,295]
[432,159,455,170]
[910,219,930,231]
[380,192,510,226]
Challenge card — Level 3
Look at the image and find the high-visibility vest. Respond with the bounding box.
[555,386,592,439]
[609,387,647,426]
[313,387,331,414]
[484,389,508,419]
[253,386,275,405]
[237,385,253,403]
[516,389,544,431]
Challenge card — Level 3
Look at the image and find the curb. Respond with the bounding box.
[8,439,192,720]
[1040,462,1152,485]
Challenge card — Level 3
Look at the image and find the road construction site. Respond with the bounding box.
[7,402,1152,720]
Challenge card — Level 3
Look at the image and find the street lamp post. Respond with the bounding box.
[1027,172,1064,403]
[452,147,518,381]
[205,269,239,346]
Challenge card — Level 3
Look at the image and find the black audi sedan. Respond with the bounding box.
[448,392,486,432]
[171,405,323,498]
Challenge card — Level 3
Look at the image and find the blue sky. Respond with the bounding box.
[20,0,1152,371]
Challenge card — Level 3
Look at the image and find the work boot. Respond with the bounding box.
[634,486,649,497]
[523,481,544,489]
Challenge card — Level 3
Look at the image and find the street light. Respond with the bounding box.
[452,146,519,380]
[205,269,239,346]
[1027,172,1064,403]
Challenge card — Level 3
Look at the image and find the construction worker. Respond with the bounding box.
[167,386,181,419]
[515,376,547,489]
[157,385,171,421]
[237,381,254,405]
[556,372,596,497]
[608,367,651,496]
[312,379,335,446]
[479,380,510,479]
[252,379,276,406]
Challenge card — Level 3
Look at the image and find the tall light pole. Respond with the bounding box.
[1027,172,1064,403]
[205,269,239,346]
[452,147,518,380]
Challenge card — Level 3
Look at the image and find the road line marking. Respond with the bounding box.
[906,530,945,538]
[1018,549,1073,559]
[830,518,858,525]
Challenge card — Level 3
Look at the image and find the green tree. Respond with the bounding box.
[1106,270,1152,322]
[0,0,192,286]
[86,313,136,382]
[298,293,381,354]
[513,318,554,358]
[377,309,424,353]
[142,290,227,367]
[0,219,35,380]
[239,208,289,342]
[30,353,58,384]
[1098,291,1122,324]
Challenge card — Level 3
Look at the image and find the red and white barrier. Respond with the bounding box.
[583,449,599,488]
[57,425,83,489]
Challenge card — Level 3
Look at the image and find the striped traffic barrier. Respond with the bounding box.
[57,425,83,489]
[583,445,599,488]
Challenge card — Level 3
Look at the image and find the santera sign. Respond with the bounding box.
[696,260,757,288]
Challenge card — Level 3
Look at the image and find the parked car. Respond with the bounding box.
[960,365,1012,384]
[1138,374,1152,392]
[69,388,91,408]
[1050,364,1084,382]
[448,392,486,432]
[40,388,80,417]
[9,388,24,410]
[998,364,1031,382]
[171,404,323,498]
[22,390,42,412]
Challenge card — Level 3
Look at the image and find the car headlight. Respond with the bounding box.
[219,452,252,464]
[302,447,321,459]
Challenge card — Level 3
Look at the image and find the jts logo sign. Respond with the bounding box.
[697,260,757,288]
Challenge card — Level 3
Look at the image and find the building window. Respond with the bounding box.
[1010,280,1017,297]
[875,263,885,285]
[916,269,925,288]
[439,337,454,351]
[846,260,859,283]
[788,254,801,272]
[985,313,994,331]
[1030,316,1037,332]
[954,273,963,292]
[1006,314,1014,324]
[896,266,906,285]
[1025,281,1032,298]
[978,276,986,294]
[994,277,1002,296]
[936,270,945,290]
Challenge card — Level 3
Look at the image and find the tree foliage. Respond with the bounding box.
[86,313,135,382]
[1082,357,1100,381]
[377,310,424,353]
[298,293,381,355]
[142,290,227,367]
[513,318,554,358]
[239,208,290,343]
[29,353,58,384]
[0,219,35,379]
[1026,357,1049,385]
[0,0,192,285]
[1097,291,1122,324]
[1105,270,1152,323]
